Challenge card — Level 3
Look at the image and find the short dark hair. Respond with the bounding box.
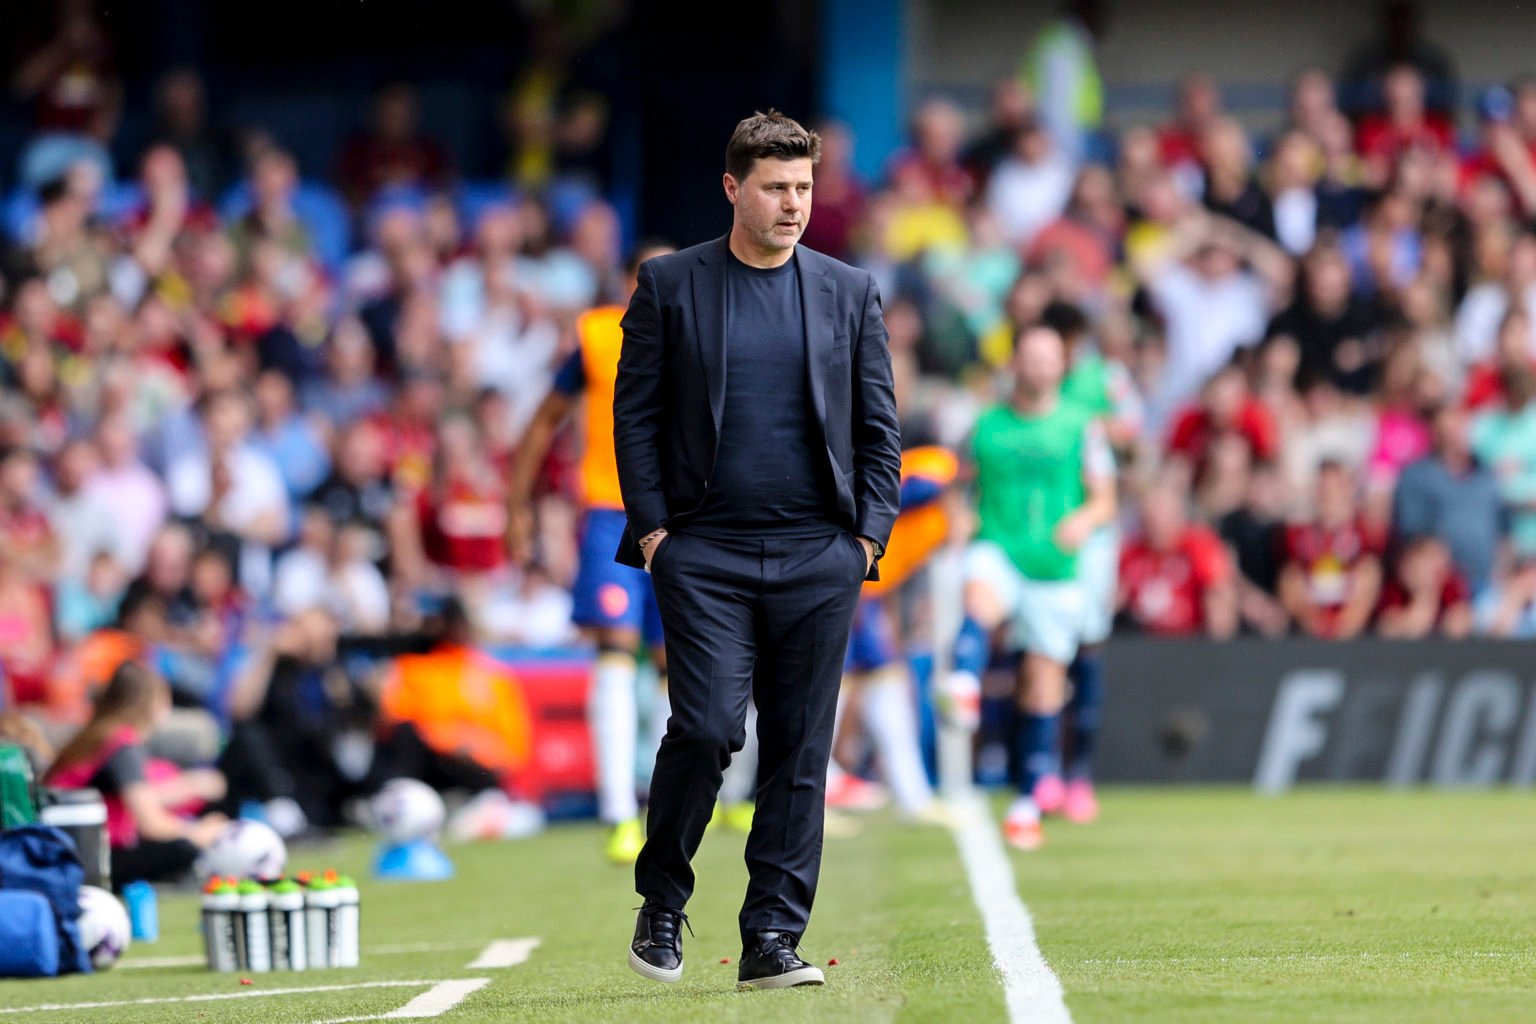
[1039,301,1089,342]
[725,109,821,183]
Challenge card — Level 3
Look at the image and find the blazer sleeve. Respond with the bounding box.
[613,260,670,539]
[851,272,902,555]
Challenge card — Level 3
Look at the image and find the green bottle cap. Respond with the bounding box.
[237,880,264,895]
[335,875,357,889]
[269,879,301,894]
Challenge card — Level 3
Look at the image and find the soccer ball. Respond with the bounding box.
[370,778,447,845]
[78,885,131,970]
[204,819,288,881]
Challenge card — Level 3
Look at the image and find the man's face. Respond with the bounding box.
[1012,328,1066,396]
[725,157,814,253]
[0,454,37,503]
[1142,488,1185,550]
[1315,467,1354,525]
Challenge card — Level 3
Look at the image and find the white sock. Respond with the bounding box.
[1006,794,1039,822]
[647,671,670,772]
[720,701,759,805]
[591,651,639,824]
[861,666,934,814]
[826,684,851,785]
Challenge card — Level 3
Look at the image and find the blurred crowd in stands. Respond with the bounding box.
[2,0,1536,831]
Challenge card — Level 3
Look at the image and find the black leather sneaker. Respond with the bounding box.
[629,903,690,983]
[736,931,825,990]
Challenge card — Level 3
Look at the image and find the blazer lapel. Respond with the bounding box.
[798,254,834,431]
[691,236,729,437]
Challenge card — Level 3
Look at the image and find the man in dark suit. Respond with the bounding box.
[614,110,901,991]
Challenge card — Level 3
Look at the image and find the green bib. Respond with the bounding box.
[972,402,1089,581]
[1061,353,1113,418]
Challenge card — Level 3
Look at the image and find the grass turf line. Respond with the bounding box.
[2,813,1000,1023]
[1021,788,1536,1024]
[8,789,1532,1023]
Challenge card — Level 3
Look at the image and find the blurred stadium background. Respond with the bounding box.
[1,0,1535,1020]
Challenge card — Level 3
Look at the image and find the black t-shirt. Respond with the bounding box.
[89,741,147,798]
[1204,181,1276,240]
[120,577,201,630]
[310,472,397,568]
[1218,508,1284,594]
[1265,299,1382,394]
[686,253,839,537]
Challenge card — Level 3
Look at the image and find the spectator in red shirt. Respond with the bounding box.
[0,446,61,585]
[887,99,975,208]
[1279,460,1384,639]
[1027,165,1122,297]
[372,372,443,496]
[1460,79,1536,218]
[1356,65,1455,186]
[1118,481,1237,637]
[415,417,507,580]
[798,120,867,262]
[1463,306,1536,412]
[1287,69,1344,146]
[1158,73,1222,177]
[336,83,451,211]
[1377,535,1472,638]
[1165,363,1280,483]
[11,0,121,186]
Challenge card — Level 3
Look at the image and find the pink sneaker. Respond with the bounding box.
[1002,798,1044,851]
[1032,774,1067,816]
[1063,779,1099,824]
[825,773,889,812]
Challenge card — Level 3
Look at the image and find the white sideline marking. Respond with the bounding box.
[312,977,491,1022]
[950,796,1072,1024]
[0,979,443,1016]
[466,937,540,968]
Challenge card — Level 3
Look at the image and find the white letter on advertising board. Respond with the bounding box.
[1254,670,1344,793]
[1430,672,1520,786]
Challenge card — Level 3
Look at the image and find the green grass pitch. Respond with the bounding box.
[4,789,1531,1022]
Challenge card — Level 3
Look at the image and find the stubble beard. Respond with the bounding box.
[750,212,800,252]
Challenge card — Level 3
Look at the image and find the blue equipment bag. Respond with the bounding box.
[0,890,61,977]
[0,824,91,974]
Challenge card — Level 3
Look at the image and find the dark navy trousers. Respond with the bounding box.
[635,529,865,944]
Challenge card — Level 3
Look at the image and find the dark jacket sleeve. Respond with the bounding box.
[851,273,902,561]
[613,260,670,540]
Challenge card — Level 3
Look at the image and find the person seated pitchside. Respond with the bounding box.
[44,662,226,887]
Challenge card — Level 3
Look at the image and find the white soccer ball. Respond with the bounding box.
[370,778,446,845]
[78,885,131,970]
[204,819,288,881]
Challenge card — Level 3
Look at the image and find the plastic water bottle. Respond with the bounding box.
[304,877,337,969]
[235,880,272,972]
[202,878,239,972]
[332,875,360,968]
[122,880,159,942]
[267,879,307,971]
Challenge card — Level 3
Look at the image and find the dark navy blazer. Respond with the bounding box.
[611,234,902,581]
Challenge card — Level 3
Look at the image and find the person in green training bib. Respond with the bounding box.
[945,322,1115,852]
[1041,301,1139,826]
